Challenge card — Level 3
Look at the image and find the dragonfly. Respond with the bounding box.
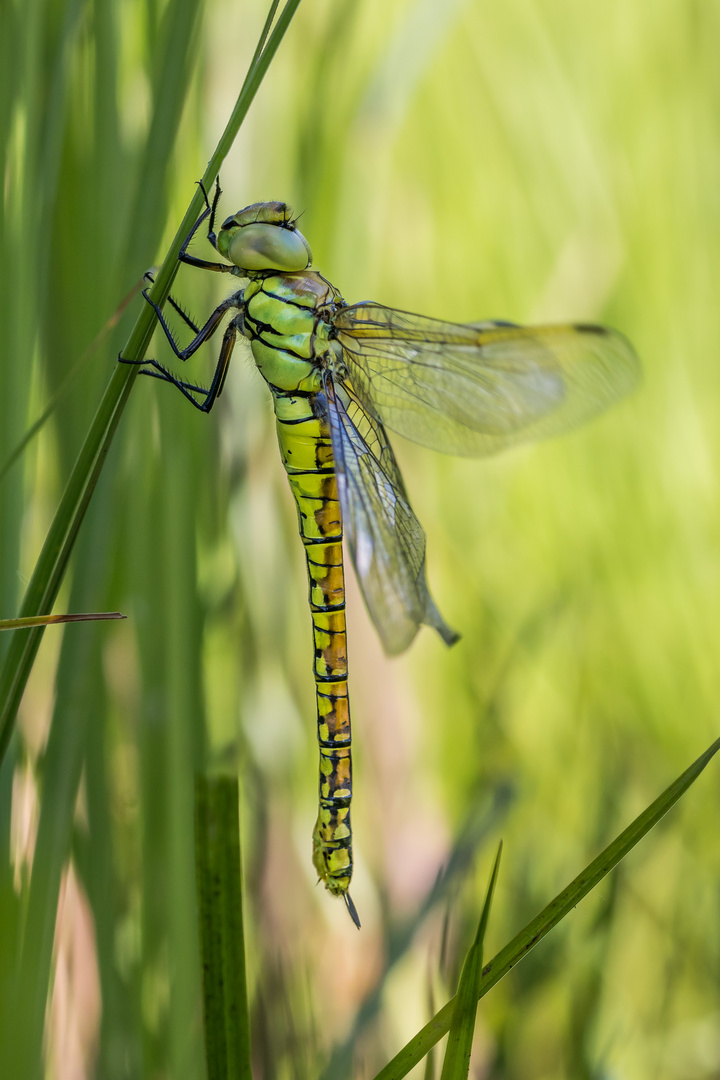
[120,182,640,927]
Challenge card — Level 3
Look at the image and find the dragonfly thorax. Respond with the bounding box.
[217,201,312,273]
[243,272,342,393]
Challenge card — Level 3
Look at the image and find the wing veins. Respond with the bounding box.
[332,305,639,457]
[324,374,457,655]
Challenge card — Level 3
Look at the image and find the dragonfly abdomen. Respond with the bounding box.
[273,389,355,903]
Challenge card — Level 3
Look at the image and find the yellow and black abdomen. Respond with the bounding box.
[274,391,354,897]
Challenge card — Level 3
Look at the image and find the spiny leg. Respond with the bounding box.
[143,271,200,334]
[119,180,236,368]
[131,314,242,413]
[155,179,237,277]
[118,288,241,386]
[119,292,243,410]
[180,179,240,275]
[141,286,244,362]
[202,177,222,249]
[181,181,216,254]
[119,177,240,404]
[132,361,216,411]
[211,313,243,404]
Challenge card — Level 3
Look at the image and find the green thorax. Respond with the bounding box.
[242,271,344,393]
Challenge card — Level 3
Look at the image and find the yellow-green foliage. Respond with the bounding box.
[2,1,719,1077]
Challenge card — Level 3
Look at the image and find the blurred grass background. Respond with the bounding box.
[1,0,719,1076]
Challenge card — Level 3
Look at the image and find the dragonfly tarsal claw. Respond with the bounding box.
[194,177,222,247]
[141,286,158,310]
[196,178,211,212]
[196,176,221,213]
[117,350,144,367]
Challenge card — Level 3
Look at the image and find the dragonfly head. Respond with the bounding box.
[217,201,312,273]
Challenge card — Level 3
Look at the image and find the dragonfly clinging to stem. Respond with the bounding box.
[120,181,640,928]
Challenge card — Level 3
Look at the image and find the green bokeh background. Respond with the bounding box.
[1,1,719,1076]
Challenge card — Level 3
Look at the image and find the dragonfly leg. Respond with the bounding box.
[209,314,243,404]
[179,248,240,274]
[143,271,200,334]
[178,250,240,275]
[179,179,241,274]
[203,177,222,249]
[196,177,216,215]
[119,313,243,413]
[177,201,213,258]
[142,287,244,361]
[173,180,239,276]
[125,358,214,410]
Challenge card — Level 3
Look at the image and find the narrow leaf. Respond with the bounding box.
[441,842,502,1080]
[0,0,304,767]
[373,738,720,1080]
[0,613,125,630]
[195,773,252,1080]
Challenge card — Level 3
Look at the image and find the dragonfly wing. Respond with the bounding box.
[332,303,640,457]
[324,375,458,656]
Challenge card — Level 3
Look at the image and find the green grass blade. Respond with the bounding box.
[373,737,720,1080]
[250,0,281,67]
[0,361,135,756]
[7,481,123,1080]
[440,842,502,1080]
[195,773,252,1080]
[0,0,303,766]
[203,0,302,187]
[0,613,125,630]
[160,408,206,1078]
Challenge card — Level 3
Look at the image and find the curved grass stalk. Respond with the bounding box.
[373,737,720,1080]
[0,0,303,766]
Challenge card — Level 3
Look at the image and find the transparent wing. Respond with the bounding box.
[324,374,458,656]
[331,303,640,457]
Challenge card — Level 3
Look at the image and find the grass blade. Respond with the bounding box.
[440,842,502,1080]
[195,773,252,1080]
[0,613,125,630]
[250,0,281,66]
[373,737,720,1080]
[0,0,303,766]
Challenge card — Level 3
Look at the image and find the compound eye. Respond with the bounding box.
[227,222,312,272]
